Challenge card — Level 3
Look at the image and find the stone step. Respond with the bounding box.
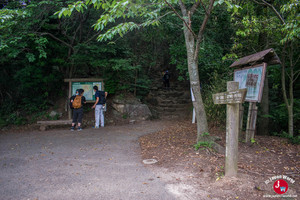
[157,111,190,118]
[154,106,190,113]
[157,103,191,108]
[159,100,174,104]
[176,99,191,104]
[158,98,190,103]
[148,71,191,119]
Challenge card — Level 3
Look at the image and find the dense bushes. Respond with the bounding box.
[0,0,298,141]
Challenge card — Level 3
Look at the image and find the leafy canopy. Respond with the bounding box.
[55,0,240,42]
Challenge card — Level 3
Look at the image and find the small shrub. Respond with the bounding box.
[194,141,213,150]
[272,131,300,145]
[202,132,210,136]
[0,117,7,128]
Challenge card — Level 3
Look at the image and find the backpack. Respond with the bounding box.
[98,91,106,104]
[72,95,82,109]
[164,73,170,80]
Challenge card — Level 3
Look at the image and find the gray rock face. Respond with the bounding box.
[111,95,152,121]
[126,104,152,120]
[49,111,62,118]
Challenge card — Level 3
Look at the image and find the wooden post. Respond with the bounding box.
[245,102,258,143]
[68,81,72,120]
[239,105,244,140]
[213,83,247,177]
[225,81,240,177]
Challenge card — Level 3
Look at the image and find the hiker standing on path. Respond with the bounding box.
[163,70,170,89]
[70,89,86,131]
[92,86,108,128]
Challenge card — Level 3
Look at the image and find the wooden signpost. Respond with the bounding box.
[213,88,247,105]
[210,49,281,175]
[213,81,247,177]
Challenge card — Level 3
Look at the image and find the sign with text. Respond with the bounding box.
[234,63,267,102]
[71,82,102,101]
[213,89,247,105]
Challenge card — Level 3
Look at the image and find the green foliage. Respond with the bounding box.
[0,117,7,128]
[269,99,300,132]
[202,71,230,125]
[227,0,300,136]
[202,132,210,136]
[0,0,298,137]
[280,0,300,43]
[168,4,234,82]
[6,112,26,126]
[272,131,300,145]
[56,0,163,42]
[194,141,213,150]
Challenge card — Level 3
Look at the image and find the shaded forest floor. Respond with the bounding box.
[139,121,300,200]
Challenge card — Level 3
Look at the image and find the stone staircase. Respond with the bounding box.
[145,72,192,119]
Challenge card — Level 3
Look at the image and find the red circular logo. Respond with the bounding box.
[273,179,288,194]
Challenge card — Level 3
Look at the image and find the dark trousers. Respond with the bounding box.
[164,80,170,88]
[72,108,83,124]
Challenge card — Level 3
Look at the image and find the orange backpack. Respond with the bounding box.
[72,95,82,109]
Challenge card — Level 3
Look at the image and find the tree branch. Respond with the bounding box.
[199,0,209,15]
[292,71,300,84]
[194,0,215,61]
[294,54,300,66]
[251,0,265,5]
[191,0,201,16]
[39,32,74,50]
[177,0,187,16]
[167,0,196,38]
[252,0,286,24]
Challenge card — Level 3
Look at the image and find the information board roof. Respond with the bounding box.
[64,78,103,82]
[230,48,281,68]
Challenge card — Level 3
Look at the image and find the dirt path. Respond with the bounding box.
[0,121,176,200]
[140,121,300,200]
[1,120,298,200]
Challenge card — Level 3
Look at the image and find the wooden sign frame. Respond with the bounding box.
[64,78,104,103]
[233,63,267,103]
[64,78,104,119]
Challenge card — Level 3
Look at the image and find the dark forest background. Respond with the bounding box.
[0,0,299,141]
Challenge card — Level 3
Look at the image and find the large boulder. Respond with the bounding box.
[49,111,62,118]
[111,94,152,121]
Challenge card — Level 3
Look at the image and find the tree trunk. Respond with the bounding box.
[257,72,269,135]
[183,28,208,141]
[288,52,294,137]
[288,105,293,137]
[281,43,294,137]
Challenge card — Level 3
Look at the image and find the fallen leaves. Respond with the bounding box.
[139,120,300,198]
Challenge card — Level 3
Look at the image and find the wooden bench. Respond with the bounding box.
[37,120,72,131]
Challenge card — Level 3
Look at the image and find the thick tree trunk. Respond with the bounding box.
[258,73,269,135]
[183,29,208,141]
